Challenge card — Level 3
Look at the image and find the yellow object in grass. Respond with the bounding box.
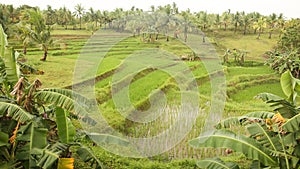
[58,158,74,169]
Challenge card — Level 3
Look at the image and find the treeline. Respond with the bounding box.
[0,3,289,39]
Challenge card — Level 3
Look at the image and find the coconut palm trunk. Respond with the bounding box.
[23,46,27,55]
[243,25,247,35]
[79,17,82,30]
[40,49,48,61]
[257,31,261,39]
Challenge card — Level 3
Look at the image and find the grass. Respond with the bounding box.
[210,30,279,61]
[231,82,284,102]
[15,28,281,166]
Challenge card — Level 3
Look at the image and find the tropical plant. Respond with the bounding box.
[177,10,194,42]
[267,13,278,39]
[232,12,241,33]
[24,9,54,61]
[265,19,300,78]
[190,70,300,168]
[253,17,267,39]
[14,21,32,54]
[73,4,85,30]
[221,9,231,31]
[58,6,72,30]
[0,24,128,168]
[240,12,252,35]
[44,5,56,26]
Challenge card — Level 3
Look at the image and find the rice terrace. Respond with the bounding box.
[0,0,299,168]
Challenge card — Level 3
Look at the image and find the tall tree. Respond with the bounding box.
[267,13,277,39]
[214,14,221,29]
[221,10,231,31]
[14,21,32,54]
[250,12,261,34]
[253,17,267,39]
[179,10,194,42]
[62,6,72,29]
[87,7,97,27]
[27,9,54,61]
[44,5,55,26]
[232,11,241,33]
[73,4,85,30]
[240,12,252,35]
[195,11,209,31]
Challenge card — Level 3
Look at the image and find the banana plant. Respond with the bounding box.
[190,70,300,169]
[0,24,128,168]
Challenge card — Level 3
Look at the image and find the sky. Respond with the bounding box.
[0,0,299,19]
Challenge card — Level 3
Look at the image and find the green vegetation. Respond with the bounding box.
[0,2,299,169]
[190,71,300,168]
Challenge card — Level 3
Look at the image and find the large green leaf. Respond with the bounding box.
[280,70,300,104]
[281,71,294,99]
[0,131,8,147]
[35,143,67,169]
[0,24,7,58]
[246,123,279,151]
[216,112,274,129]
[55,107,76,143]
[256,93,284,102]
[215,117,241,129]
[0,102,33,123]
[0,161,22,169]
[189,130,277,166]
[3,49,20,84]
[42,88,93,108]
[245,111,275,119]
[197,158,239,169]
[256,93,297,118]
[34,90,89,118]
[282,113,300,132]
[88,133,129,146]
[15,122,48,168]
[76,146,104,169]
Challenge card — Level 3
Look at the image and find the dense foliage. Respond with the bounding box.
[266,19,300,78]
[0,2,298,169]
[190,70,300,168]
[0,25,128,168]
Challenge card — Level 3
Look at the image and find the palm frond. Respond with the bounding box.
[0,102,33,123]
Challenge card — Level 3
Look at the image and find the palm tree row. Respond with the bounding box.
[0,3,290,62]
[0,3,287,36]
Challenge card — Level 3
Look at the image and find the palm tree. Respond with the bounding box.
[221,9,231,31]
[87,7,96,27]
[172,2,179,14]
[277,13,285,37]
[31,27,53,61]
[95,10,101,28]
[62,6,71,29]
[253,17,267,39]
[240,12,252,35]
[14,21,32,54]
[150,5,155,12]
[195,11,209,31]
[250,12,261,34]
[214,14,221,29]
[101,10,111,29]
[179,10,194,42]
[27,9,53,61]
[267,13,277,39]
[73,4,85,30]
[44,5,55,26]
[156,5,177,41]
[232,12,241,33]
